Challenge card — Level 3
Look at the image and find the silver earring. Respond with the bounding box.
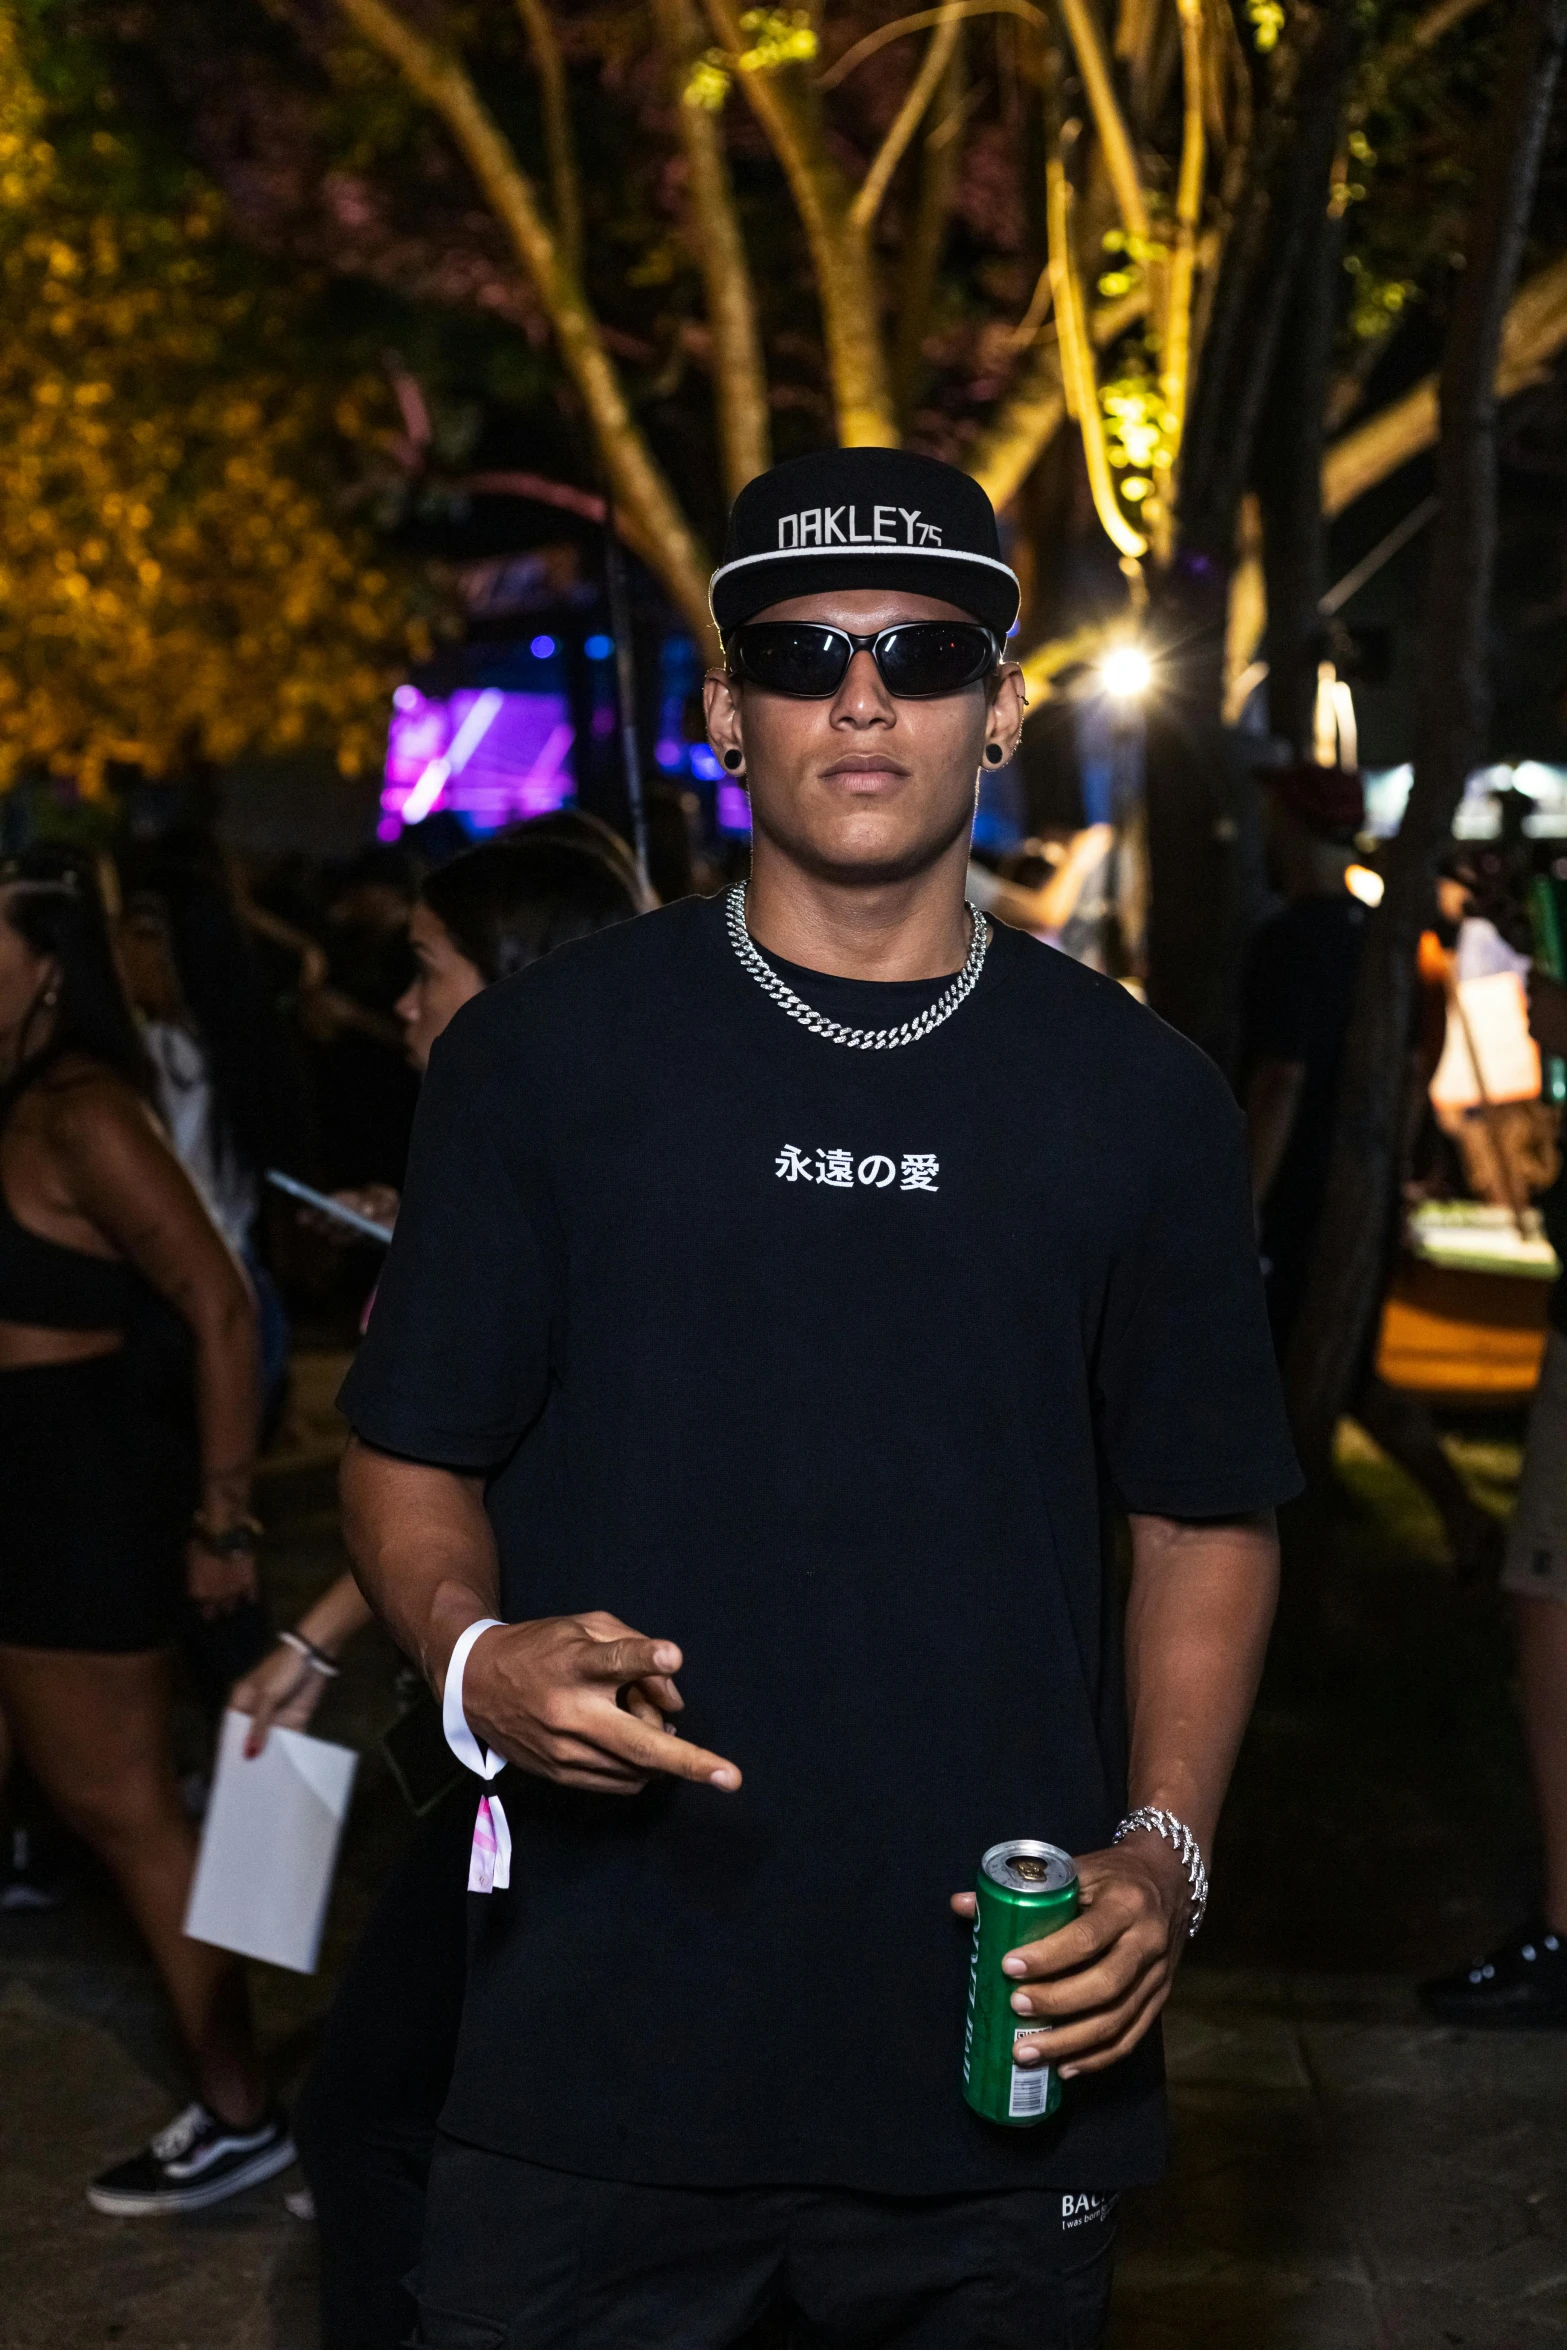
[40,986,59,1008]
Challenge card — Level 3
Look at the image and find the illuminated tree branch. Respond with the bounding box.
[1323,251,1567,515]
[1153,0,1206,560]
[702,0,897,442]
[964,285,1148,510]
[328,0,719,653]
[1408,0,1492,53]
[1055,0,1150,243]
[1017,619,1116,706]
[893,35,969,425]
[850,0,963,231]
[656,0,771,496]
[1049,144,1147,559]
[513,0,582,276]
[819,0,1045,92]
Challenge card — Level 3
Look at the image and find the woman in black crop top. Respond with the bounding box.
[0,849,292,2214]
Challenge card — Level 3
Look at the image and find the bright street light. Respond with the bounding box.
[1101,645,1153,701]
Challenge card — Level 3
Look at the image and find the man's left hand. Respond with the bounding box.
[948,1832,1190,2078]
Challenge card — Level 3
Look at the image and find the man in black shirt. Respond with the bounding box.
[339,448,1300,2348]
[1239,763,1370,1353]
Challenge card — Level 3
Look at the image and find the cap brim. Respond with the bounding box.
[711,547,1020,639]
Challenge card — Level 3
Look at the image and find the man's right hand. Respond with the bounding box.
[456,1611,743,1796]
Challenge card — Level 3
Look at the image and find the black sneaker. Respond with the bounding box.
[1419,1922,1567,2028]
[87,2101,295,2216]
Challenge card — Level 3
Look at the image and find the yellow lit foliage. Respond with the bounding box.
[1246,0,1284,54]
[683,51,734,108]
[0,14,431,792]
[682,9,817,110]
[1099,361,1178,522]
[735,9,818,73]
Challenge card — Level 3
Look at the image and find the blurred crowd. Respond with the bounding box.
[0,806,647,2292]
[2,766,1566,2346]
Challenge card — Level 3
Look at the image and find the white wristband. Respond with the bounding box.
[442,1618,507,1781]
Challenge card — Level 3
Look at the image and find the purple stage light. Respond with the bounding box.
[383,686,574,834]
[716,781,751,835]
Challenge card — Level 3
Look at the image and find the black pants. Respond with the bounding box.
[295,1783,475,2350]
[415,2137,1116,2349]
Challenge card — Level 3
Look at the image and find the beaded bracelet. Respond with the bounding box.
[1113,1806,1209,1938]
[280,1629,341,1680]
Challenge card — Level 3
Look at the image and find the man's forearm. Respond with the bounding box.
[341,1438,742,1795]
[1122,1511,1279,1856]
[339,1434,500,1694]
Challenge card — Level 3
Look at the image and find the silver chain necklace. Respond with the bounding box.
[723,883,990,1051]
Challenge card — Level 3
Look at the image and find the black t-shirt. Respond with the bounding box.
[340,894,1300,2196]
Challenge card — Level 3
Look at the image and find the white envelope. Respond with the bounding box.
[184,1710,358,1975]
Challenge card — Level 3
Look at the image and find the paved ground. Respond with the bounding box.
[2,1357,1564,2348]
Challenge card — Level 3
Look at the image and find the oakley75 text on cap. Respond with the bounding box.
[710,449,1021,641]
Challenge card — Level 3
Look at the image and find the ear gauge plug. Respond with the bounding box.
[722,748,745,773]
[983,742,1006,766]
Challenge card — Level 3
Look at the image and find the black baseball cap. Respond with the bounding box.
[709,449,1020,640]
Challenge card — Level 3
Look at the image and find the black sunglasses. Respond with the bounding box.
[726,620,1000,700]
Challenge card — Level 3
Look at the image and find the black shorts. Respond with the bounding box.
[416,2136,1117,2350]
[0,1351,195,1652]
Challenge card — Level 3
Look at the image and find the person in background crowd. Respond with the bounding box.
[117,839,315,1429]
[232,826,642,2350]
[304,845,422,1193]
[645,777,702,904]
[1427,856,1560,1212]
[1241,766,1499,1576]
[1421,966,1567,2025]
[114,840,316,1724]
[0,849,291,2214]
[1241,763,1372,1350]
[315,824,648,1241]
[523,803,655,909]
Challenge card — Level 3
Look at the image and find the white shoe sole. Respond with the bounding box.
[87,2135,296,2217]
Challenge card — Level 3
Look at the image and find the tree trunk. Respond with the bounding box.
[1255,198,1342,757]
[1144,0,1357,1060]
[892,28,965,431]
[1177,1,1355,564]
[331,0,721,650]
[1285,0,1567,1480]
[1321,252,1567,518]
[702,0,900,445]
[1142,557,1235,1056]
[656,0,772,499]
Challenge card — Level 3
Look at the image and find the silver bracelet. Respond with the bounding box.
[280,1629,341,1680]
[1113,1806,1208,1938]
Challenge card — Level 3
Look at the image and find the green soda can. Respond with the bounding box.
[962,1839,1079,2127]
